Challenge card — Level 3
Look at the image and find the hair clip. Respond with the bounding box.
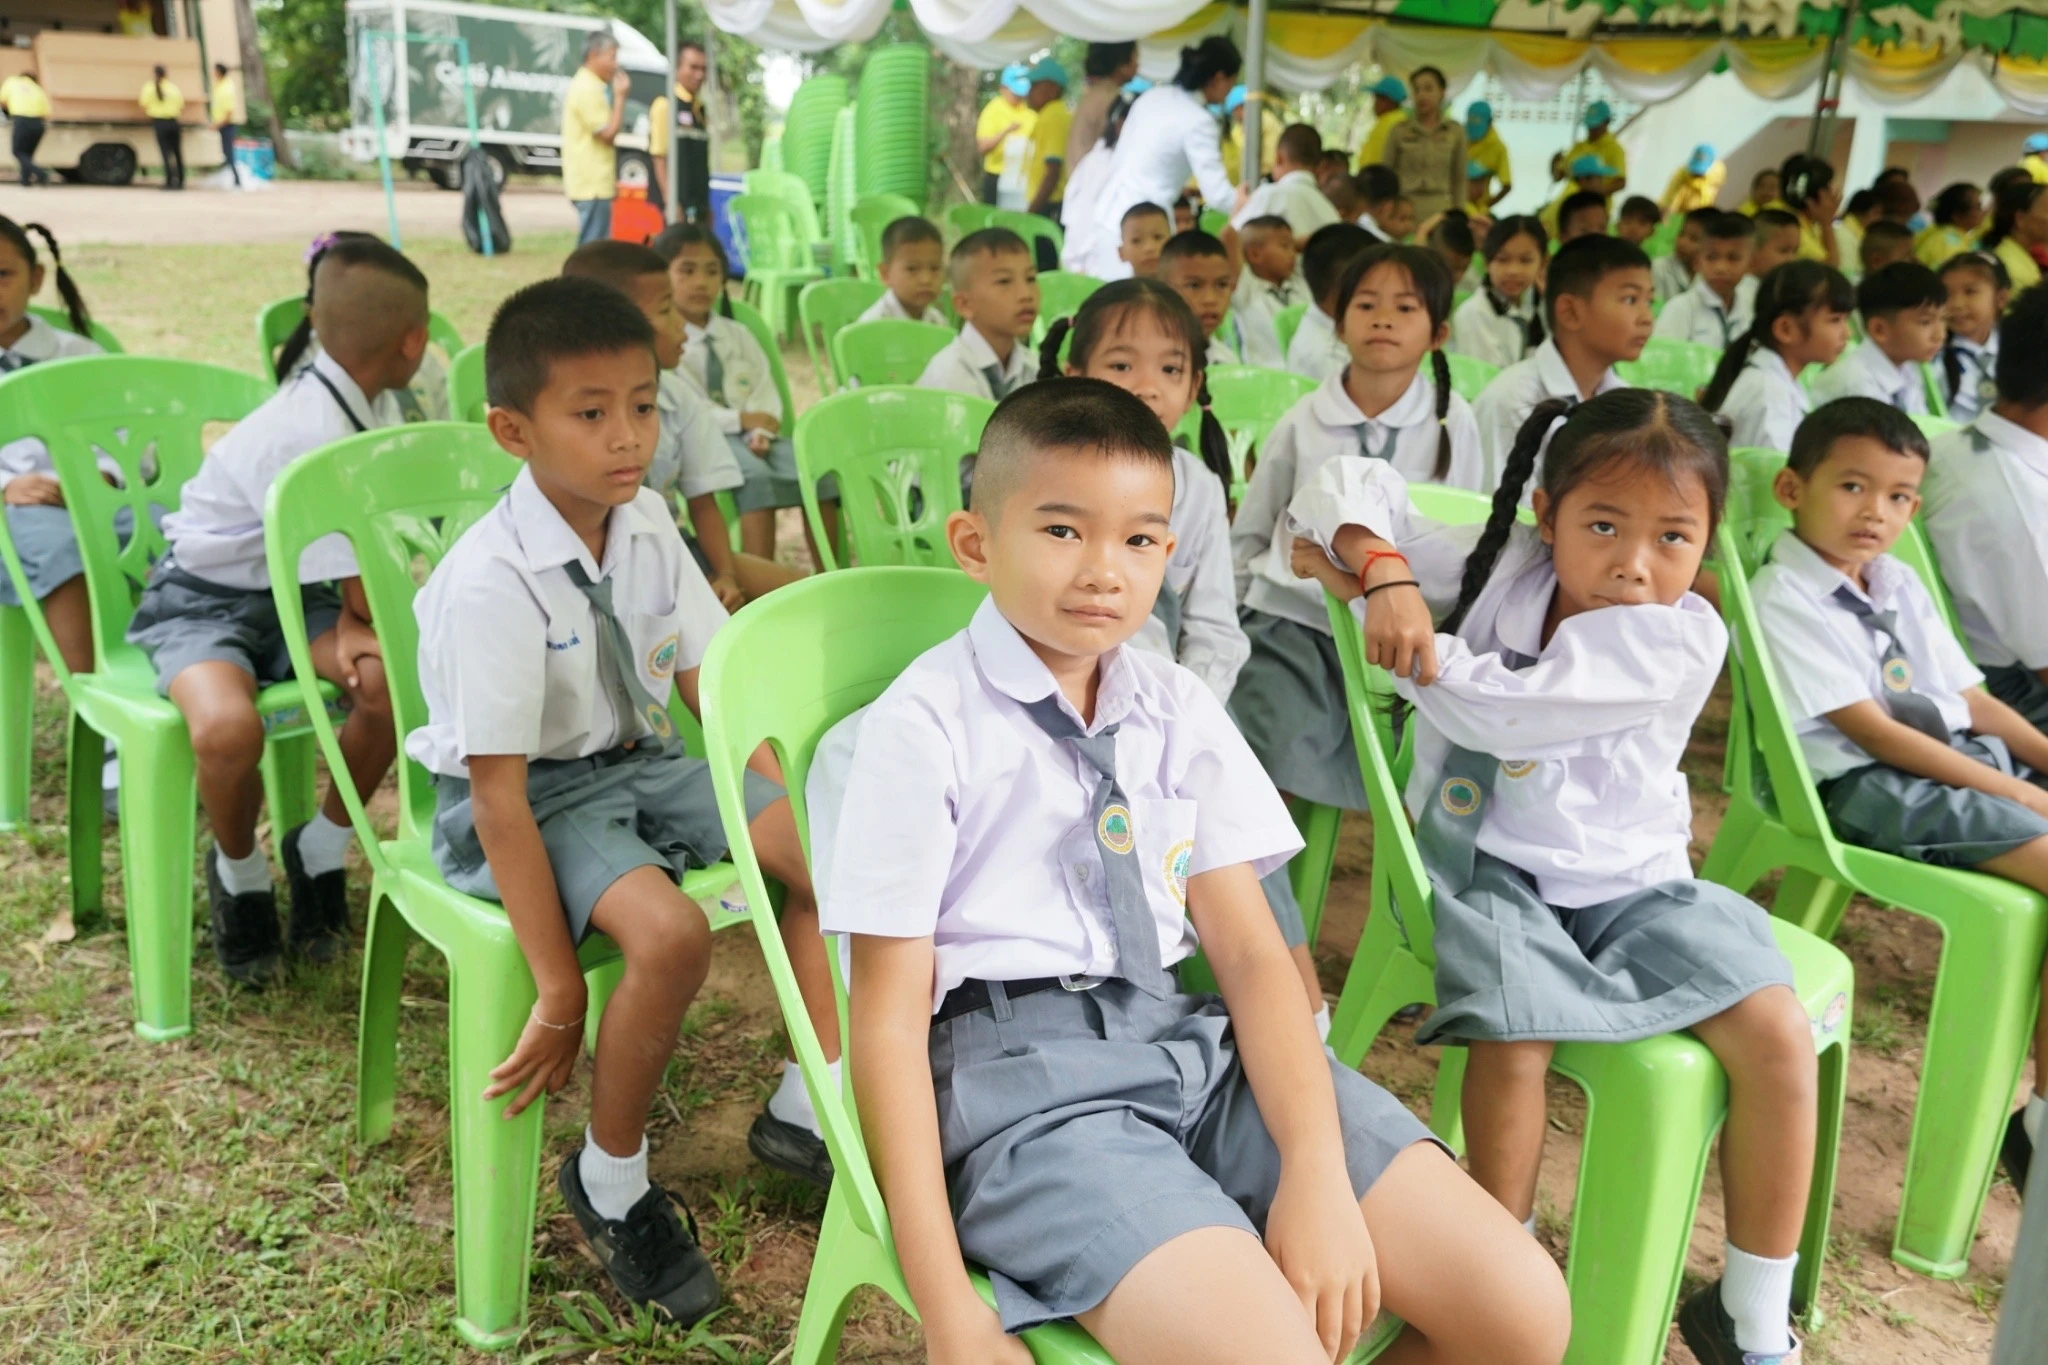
[304,231,340,263]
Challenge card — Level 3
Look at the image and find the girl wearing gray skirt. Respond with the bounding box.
[1294,392,1815,1365]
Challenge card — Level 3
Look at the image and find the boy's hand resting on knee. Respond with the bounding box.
[3,473,64,507]
[1266,1163,1379,1363]
[485,997,585,1118]
[925,1301,1033,1365]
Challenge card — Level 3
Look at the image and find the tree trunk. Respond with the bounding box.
[930,52,981,210]
[232,0,294,170]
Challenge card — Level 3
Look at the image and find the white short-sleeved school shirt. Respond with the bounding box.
[406,468,728,777]
[1126,447,1247,702]
[1230,270,1310,370]
[1941,333,1998,424]
[1471,339,1624,490]
[1922,414,2048,671]
[650,370,743,502]
[1651,254,1692,307]
[916,322,1035,401]
[678,314,782,433]
[1447,289,1538,372]
[1721,347,1810,455]
[164,350,401,591]
[1207,334,1241,368]
[1652,275,1756,351]
[1809,336,1927,415]
[856,291,948,328]
[1285,307,1350,384]
[809,595,1303,1012]
[1749,530,1979,780]
[1231,169,1341,239]
[0,314,105,487]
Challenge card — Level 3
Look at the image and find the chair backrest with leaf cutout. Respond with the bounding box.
[791,386,995,571]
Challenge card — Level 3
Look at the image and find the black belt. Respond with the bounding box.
[933,976,1077,1025]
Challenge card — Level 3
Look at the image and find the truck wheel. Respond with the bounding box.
[78,143,138,186]
[483,147,513,188]
[428,162,462,191]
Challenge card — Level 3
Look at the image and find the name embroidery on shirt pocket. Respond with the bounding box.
[546,631,582,652]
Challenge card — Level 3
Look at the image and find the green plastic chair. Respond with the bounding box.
[848,192,922,280]
[991,208,1064,259]
[1319,582,1853,1365]
[945,202,998,240]
[0,355,331,1039]
[1272,302,1309,360]
[797,278,886,394]
[1444,351,1500,402]
[1913,412,1959,440]
[1699,446,2047,1278]
[1198,207,1228,236]
[256,295,464,382]
[445,341,487,424]
[742,167,826,247]
[1178,364,1316,503]
[261,423,747,1349]
[1614,336,1719,397]
[29,303,124,353]
[728,194,827,343]
[791,387,994,571]
[698,566,1409,1365]
[829,318,953,391]
[1919,363,1950,421]
[727,297,798,424]
[1031,270,1104,344]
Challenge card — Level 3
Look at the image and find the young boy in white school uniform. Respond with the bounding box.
[857,214,950,327]
[1230,123,1339,245]
[917,226,1039,400]
[1286,221,1372,383]
[1653,212,1758,351]
[410,278,843,1322]
[124,239,412,983]
[1158,229,1243,365]
[807,379,1570,1365]
[1754,395,2048,1198]
[1808,261,1946,415]
[1229,215,1307,369]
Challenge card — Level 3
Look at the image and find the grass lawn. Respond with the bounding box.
[0,235,2019,1363]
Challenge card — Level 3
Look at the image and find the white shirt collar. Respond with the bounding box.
[965,595,1137,736]
[506,466,665,582]
[309,348,381,422]
[1976,410,2048,477]
[1851,336,1916,401]
[1533,338,1619,403]
[1357,210,1388,240]
[958,322,1026,377]
[0,313,63,363]
[1689,274,1738,313]
[1276,169,1317,191]
[1747,346,1807,402]
[1766,527,1908,607]
[1307,367,1433,431]
[683,319,713,344]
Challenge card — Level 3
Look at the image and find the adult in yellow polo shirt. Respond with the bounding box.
[1983,180,2047,291]
[209,62,243,188]
[1565,101,1626,195]
[1354,75,1407,169]
[1660,144,1725,216]
[976,67,1035,206]
[1,70,51,187]
[561,32,631,245]
[1221,86,1280,186]
[139,66,186,190]
[1024,59,1071,219]
[1464,101,1510,208]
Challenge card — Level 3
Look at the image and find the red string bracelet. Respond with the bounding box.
[1358,548,1409,589]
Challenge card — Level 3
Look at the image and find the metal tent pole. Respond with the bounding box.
[664,0,680,220]
[1807,0,1861,159]
[1241,0,1268,189]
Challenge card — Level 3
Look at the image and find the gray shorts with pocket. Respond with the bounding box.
[1821,733,2048,868]
[125,558,343,696]
[431,745,782,943]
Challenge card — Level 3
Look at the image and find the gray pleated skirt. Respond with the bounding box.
[729,434,837,513]
[0,505,85,607]
[1415,851,1795,1046]
[1228,607,1366,811]
[1822,733,2048,868]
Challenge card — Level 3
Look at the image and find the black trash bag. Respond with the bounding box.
[460,148,512,255]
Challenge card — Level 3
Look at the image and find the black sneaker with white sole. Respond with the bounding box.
[281,823,349,963]
[207,846,280,988]
[2002,1108,2033,1199]
[747,1107,833,1188]
[557,1155,721,1326]
[1676,1281,1801,1365]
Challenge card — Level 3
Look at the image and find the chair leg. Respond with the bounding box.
[1289,801,1343,947]
[791,1188,880,1365]
[1797,1035,1850,1324]
[1771,869,1854,940]
[259,731,320,858]
[357,883,413,1145]
[1696,799,1777,896]
[0,604,36,831]
[1328,872,1434,1069]
[446,933,547,1350]
[66,711,105,931]
[118,723,198,1042]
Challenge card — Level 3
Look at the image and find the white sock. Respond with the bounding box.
[767,1058,841,1137]
[580,1128,649,1222]
[1721,1244,1796,1355]
[214,843,271,897]
[295,811,355,877]
[1314,1004,1331,1042]
[101,750,119,792]
[1521,1212,1538,1236]
[2026,1092,2046,1146]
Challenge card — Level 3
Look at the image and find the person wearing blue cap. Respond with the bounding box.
[977,64,1037,205]
[1660,143,1725,217]
[2025,131,2048,187]
[1539,153,1619,239]
[1464,100,1511,209]
[1023,58,1072,222]
[1354,73,1408,168]
[1221,84,1280,185]
[1565,99,1627,198]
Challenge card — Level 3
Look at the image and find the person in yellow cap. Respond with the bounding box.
[1,69,51,187]
[1661,144,1724,216]
[1353,75,1407,169]
[1565,101,1626,196]
[1024,59,1072,220]
[1463,101,1510,209]
[2024,133,2048,186]
[138,64,186,190]
[976,66,1035,206]
[1220,85,1280,186]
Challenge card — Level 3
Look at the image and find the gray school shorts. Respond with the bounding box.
[125,558,343,696]
[930,978,1439,1332]
[1821,733,2048,868]
[728,433,837,515]
[430,745,783,943]
[0,503,151,608]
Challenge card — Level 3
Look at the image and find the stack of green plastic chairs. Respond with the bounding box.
[781,74,848,212]
[759,134,784,175]
[826,104,861,277]
[853,44,930,203]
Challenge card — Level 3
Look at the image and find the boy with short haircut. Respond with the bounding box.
[1159,229,1243,365]
[1426,212,1475,289]
[1375,194,1417,245]
[1654,211,1758,350]
[1755,394,2048,1193]
[1556,189,1610,244]
[859,215,948,326]
[1231,123,1339,242]
[1653,206,1716,303]
[1316,151,1367,225]
[1118,202,1172,280]
[1473,234,1651,479]
[1615,195,1661,247]
[1356,164,1402,242]
[411,278,842,1321]
[126,238,412,982]
[1858,219,1916,278]
[810,379,1571,1365]
[1540,156,1616,239]
[917,227,1040,399]
[1229,214,1307,369]
[1810,261,1946,414]
[1286,221,1373,382]
[1751,209,1804,278]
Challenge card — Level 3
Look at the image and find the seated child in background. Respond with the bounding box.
[1751,209,1805,279]
[1158,230,1241,365]
[1449,214,1546,371]
[1357,164,1402,242]
[1858,220,1916,278]
[1916,183,1984,269]
[272,230,449,422]
[858,215,948,326]
[1375,194,1418,245]
[1541,157,1613,239]
[1465,161,1494,220]
[1172,194,1197,235]
[412,280,844,1323]
[1753,395,2048,1193]
[1615,195,1662,248]
[1737,166,1783,218]
[1654,211,1758,351]
[1936,251,2009,422]
[1653,206,1715,304]
[1228,215,1306,368]
[1292,391,1818,1365]
[1316,152,1368,227]
[560,241,800,608]
[653,225,836,567]
[1701,260,1854,455]
[1472,234,1651,475]
[1425,211,1476,290]
[917,226,1040,400]
[1119,202,1172,280]
[1285,221,1373,383]
[1556,189,1610,244]
[126,238,413,982]
[1810,261,1946,414]
[1230,123,1338,243]
[810,379,1570,1365]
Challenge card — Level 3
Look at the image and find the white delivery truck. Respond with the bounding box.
[342,0,668,192]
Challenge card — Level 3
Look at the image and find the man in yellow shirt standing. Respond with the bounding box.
[1,69,51,187]
[1024,59,1071,224]
[976,67,1034,206]
[1354,75,1407,169]
[139,65,185,190]
[209,62,242,189]
[648,40,712,226]
[1660,143,1725,216]
[1566,101,1627,197]
[1464,100,1510,209]
[561,31,632,245]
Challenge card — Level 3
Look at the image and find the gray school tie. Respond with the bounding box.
[703,339,727,406]
[565,561,676,755]
[981,363,1017,401]
[1411,648,1534,896]
[1354,422,1395,463]
[1830,584,1951,742]
[1018,695,1171,996]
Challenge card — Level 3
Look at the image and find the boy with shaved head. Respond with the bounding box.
[127,237,418,983]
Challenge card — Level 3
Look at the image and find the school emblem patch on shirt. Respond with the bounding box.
[1440,776,1482,817]
[1163,839,1193,908]
[647,634,680,678]
[644,702,675,738]
[1098,804,1135,855]
[1500,759,1536,780]
[1882,657,1913,693]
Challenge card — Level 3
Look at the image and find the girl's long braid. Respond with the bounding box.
[21,224,91,338]
[1699,321,1759,414]
[1439,396,1568,636]
[1037,316,1073,381]
[1429,347,1453,481]
[1195,369,1230,485]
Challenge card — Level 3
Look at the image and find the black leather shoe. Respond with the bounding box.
[748,1108,833,1188]
[281,824,349,963]
[207,846,280,988]
[557,1155,721,1326]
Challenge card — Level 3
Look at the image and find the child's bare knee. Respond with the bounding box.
[1475,1039,1554,1085]
[1443,1236,1570,1365]
[346,656,393,719]
[186,703,264,771]
[627,896,712,982]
